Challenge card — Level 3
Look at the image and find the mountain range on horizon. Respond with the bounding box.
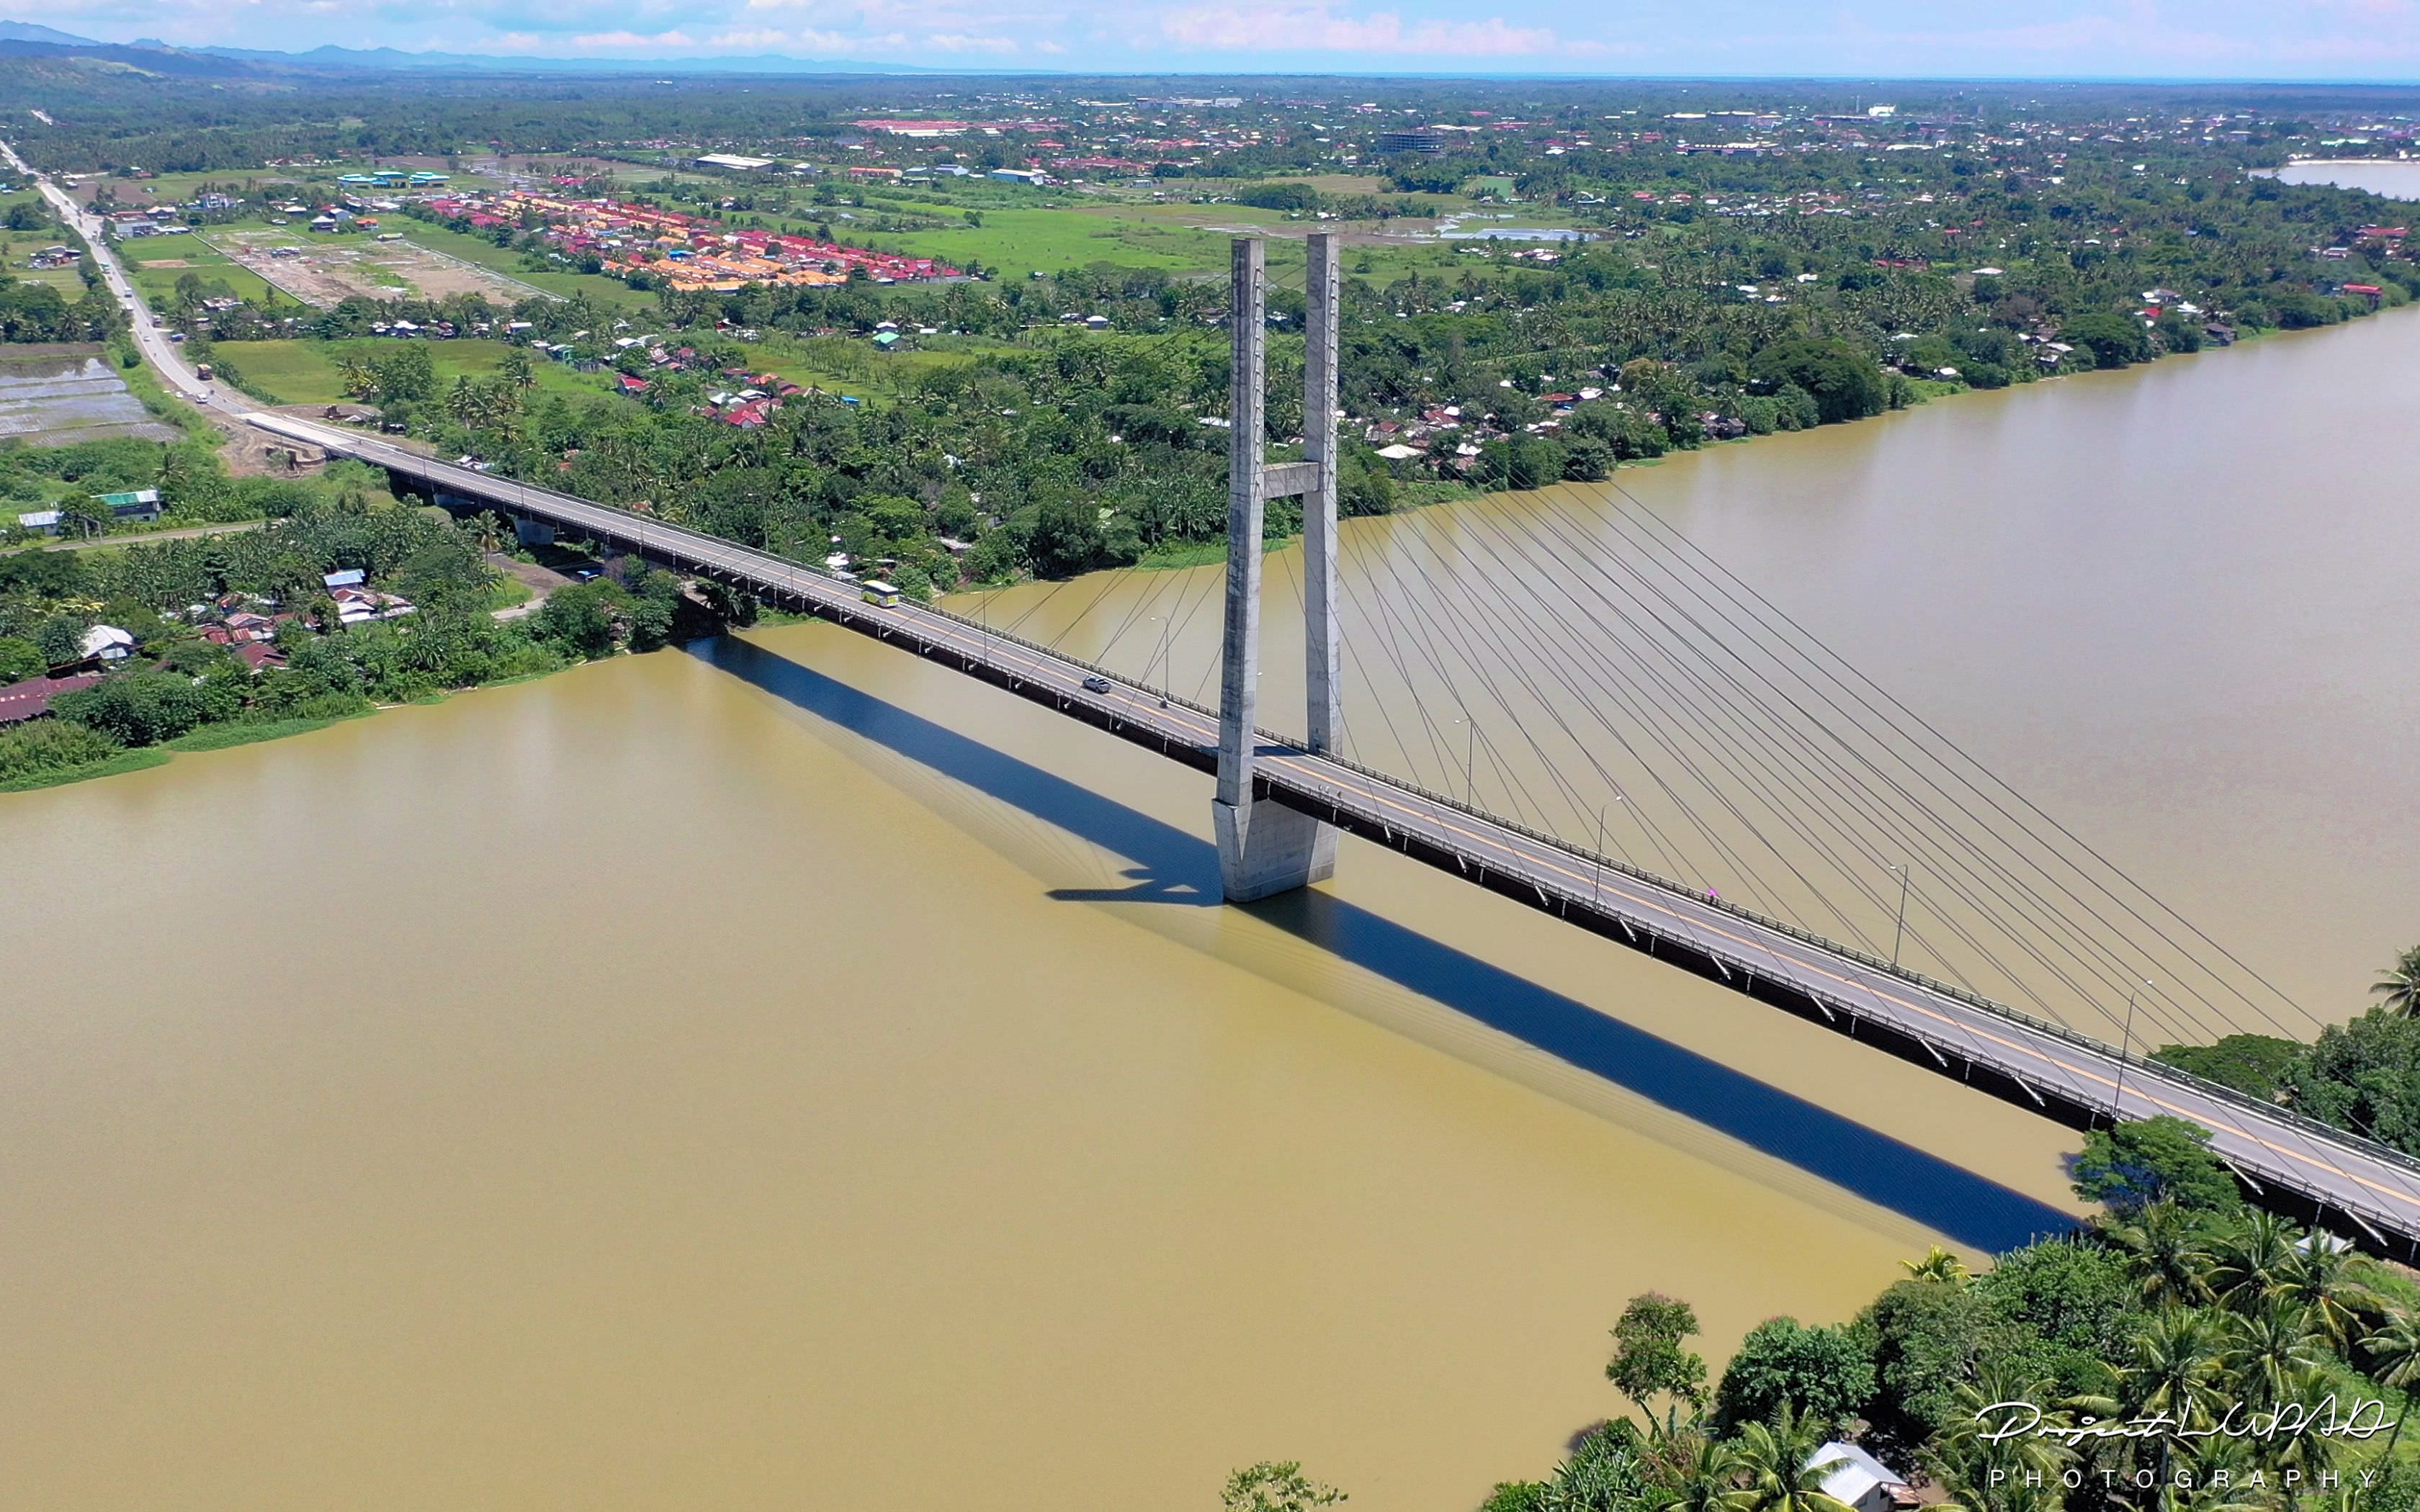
[0,22,959,76]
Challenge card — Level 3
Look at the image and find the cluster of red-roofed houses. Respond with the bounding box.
[423,191,957,292]
[0,572,414,726]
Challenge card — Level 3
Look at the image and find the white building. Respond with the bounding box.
[1806,1442,1914,1512]
[81,624,136,662]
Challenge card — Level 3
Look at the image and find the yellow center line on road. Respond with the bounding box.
[1245,750,2414,1218]
[320,433,2420,1225]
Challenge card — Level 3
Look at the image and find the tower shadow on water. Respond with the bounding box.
[694,633,2076,1254]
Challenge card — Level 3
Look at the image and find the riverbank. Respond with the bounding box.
[0,631,669,795]
[9,302,2403,796]
[8,258,2416,1511]
[954,332,2318,588]
[0,705,372,793]
[0,496,695,796]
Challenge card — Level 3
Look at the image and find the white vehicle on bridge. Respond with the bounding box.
[860,580,900,608]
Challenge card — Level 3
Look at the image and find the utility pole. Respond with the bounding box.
[2110,978,2151,1122]
[1888,863,1914,970]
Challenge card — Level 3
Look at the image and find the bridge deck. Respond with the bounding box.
[250,411,2420,1254]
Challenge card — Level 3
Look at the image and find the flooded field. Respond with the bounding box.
[0,346,177,444]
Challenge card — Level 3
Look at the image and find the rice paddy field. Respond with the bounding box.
[0,347,179,445]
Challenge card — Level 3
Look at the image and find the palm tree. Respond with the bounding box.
[336,355,377,402]
[2221,1296,2326,1410]
[2207,1210,2298,1315]
[501,348,536,395]
[2125,1309,2229,1426]
[2101,1202,2213,1310]
[2360,1305,2420,1456]
[1901,1246,1970,1285]
[1923,1363,2074,1512]
[2160,1433,2268,1512]
[2116,1308,2229,1488]
[2264,1362,2349,1482]
[1652,1432,1740,1512]
[1724,1407,1855,1512]
[466,511,511,557]
[2375,945,2420,1016]
[2271,1230,2384,1352]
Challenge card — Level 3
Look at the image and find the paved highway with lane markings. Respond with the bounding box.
[244,408,2420,1256]
[30,127,2420,1255]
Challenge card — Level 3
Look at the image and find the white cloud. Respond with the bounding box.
[708,22,905,50]
[926,30,1020,51]
[570,27,694,46]
[1160,1,1562,55]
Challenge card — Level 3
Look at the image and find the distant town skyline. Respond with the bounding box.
[23,0,2420,80]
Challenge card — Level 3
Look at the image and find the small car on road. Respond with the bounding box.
[1081,675,1113,694]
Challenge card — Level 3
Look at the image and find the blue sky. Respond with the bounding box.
[37,0,2420,77]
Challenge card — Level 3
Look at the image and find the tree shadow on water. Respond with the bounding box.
[699,635,2076,1251]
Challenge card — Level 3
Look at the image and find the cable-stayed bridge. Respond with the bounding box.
[241,235,2420,1256]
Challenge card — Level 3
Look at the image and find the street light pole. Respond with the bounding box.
[2110,978,2151,1122]
[1150,613,1170,706]
[1888,863,1914,970]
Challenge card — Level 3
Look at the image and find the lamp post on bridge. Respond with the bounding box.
[1454,716,1478,809]
[1592,791,1626,904]
[2110,977,2153,1124]
[1888,862,1914,971]
[1149,613,1170,708]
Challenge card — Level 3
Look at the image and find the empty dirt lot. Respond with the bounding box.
[210,230,550,307]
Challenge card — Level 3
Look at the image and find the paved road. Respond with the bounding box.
[242,407,2420,1255]
[2,139,256,420]
[36,134,2420,1254]
[6,519,269,554]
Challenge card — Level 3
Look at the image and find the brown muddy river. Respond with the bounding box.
[3,308,2416,1511]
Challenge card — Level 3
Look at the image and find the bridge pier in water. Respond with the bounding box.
[1214,233,1343,903]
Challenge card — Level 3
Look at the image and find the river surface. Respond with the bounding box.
[4,309,2418,1511]
[2272,158,2420,197]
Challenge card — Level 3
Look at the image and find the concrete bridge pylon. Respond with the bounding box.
[1214,233,1343,902]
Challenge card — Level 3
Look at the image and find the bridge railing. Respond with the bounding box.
[1291,742,2420,1229]
[321,426,2420,1235]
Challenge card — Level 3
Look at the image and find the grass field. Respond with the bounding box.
[855,194,1539,289]
[66,168,281,208]
[726,331,1005,408]
[117,232,284,310]
[9,262,87,296]
[863,204,1257,279]
[212,338,601,405]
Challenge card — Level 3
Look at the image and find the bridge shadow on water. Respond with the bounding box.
[699,635,2076,1253]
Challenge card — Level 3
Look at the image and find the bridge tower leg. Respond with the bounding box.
[1214,234,1342,903]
